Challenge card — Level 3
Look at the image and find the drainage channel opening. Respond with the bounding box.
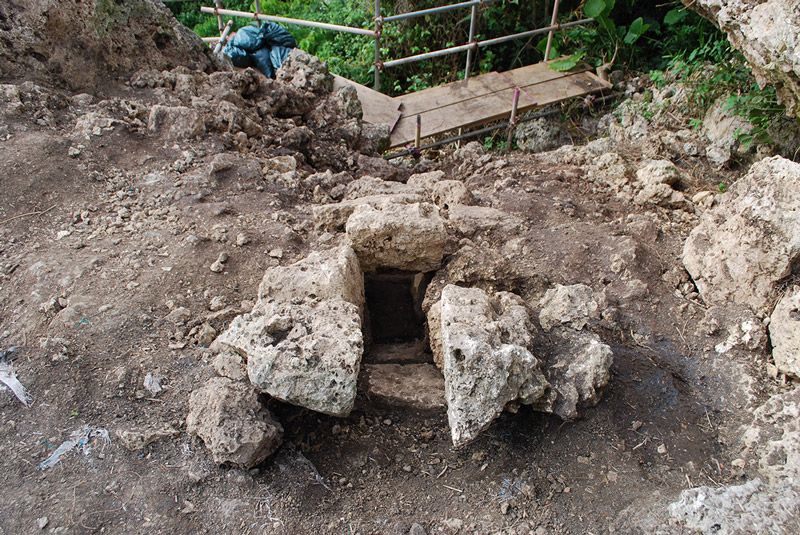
[363,269,433,361]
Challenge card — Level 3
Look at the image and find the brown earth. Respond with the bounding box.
[0,4,785,535]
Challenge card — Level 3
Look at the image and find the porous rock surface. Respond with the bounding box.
[541,332,614,421]
[741,386,800,484]
[668,479,800,535]
[346,201,446,272]
[683,156,800,310]
[538,284,599,332]
[434,285,550,447]
[186,377,283,469]
[682,0,800,118]
[769,288,800,378]
[213,246,365,417]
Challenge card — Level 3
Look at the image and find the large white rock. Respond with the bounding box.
[683,156,800,310]
[539,333,614,421]
[669,479,800,535]
[435,285,549,447]
[681,0,800,118]
[741,387,800,484]
[769,288,800,378]
[346,201,446,272]
[213,246,365,417]
[186,377,283,468]
[538,284,599,332]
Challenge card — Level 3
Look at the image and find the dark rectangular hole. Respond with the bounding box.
[364,270,430,344]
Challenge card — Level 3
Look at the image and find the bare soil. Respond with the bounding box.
[0,8,772,535]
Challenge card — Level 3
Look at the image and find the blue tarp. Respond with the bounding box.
[222,23,297,78]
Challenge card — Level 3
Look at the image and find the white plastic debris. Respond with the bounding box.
[39,426,111,469]
[0,359,30,407]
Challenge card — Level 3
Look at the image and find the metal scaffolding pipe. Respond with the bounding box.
[213,19,234,54]
[544,0,561,61]
[383,18,593,68]
[382,0,501,23]
[374,0,382,91]
[464,4,477,81]
[214,0,224,33]
[200,7,377,36]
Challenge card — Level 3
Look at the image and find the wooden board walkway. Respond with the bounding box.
[335,60,611,149]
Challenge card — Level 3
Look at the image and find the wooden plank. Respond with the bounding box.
[390,71,609,148]
[332,74,402,129]
[396,60,590,116]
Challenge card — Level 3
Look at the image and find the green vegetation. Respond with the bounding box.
[168,0,793,151]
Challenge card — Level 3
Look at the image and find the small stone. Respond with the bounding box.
[268,248,283,259]
[657,444,667,454]
[403,465,412,472]
[143,373,164,395]
[68,146,81,158]
[37,517,49,529]
[236,233,249,246]
[632,421,643,431]
[210,260,224,273]
[197,322,217,347]
[563,486,571,493]
[209,296,226,311]
[383,418,392,426]
[409,523,426,535]
[501,502,511,515]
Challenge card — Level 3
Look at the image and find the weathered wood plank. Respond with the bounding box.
[332,74,401,129]
[395,60,591,116]
[390,71,609,148]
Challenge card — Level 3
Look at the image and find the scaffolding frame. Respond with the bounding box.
[199,1,594,92]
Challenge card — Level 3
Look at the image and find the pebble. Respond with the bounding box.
[632,420,643,431]
[268,248,283,259]
[657,444,667,455]
[209,296,226,311]
[402,465,412,473]
[235,233,249,246]
[501,502,511,514]
[409,523,426,535]
[37,517,49,529]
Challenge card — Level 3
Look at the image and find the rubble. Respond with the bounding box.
[186,377,283,469]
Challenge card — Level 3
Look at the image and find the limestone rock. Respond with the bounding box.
[343,176,420,200]
[514,117,565,153]
[589,152,632,190]
[360,363,446,411]
[634,183,687,209]
[186,377,283,468]
[435,285,549,447]
[254,246,364,315]
[214,246,365,417]
[769,288,800,378]
[681,0,800,118]
[116,424,179,451]
[446,205,522,236]
[669,479,800,535]
[313,194,425,232]
[539,284,599,333]
[406,170,446,192]
[346,202,446,272]
[539,332,613,421]
[213,351,247,381]
[742,387,800,484]
[636,159,682,187]
[276,49,333,94]
[683,156,800,310]
[432,180,473,209]
[147,105,205,140]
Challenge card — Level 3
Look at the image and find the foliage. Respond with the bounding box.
[647,6,787,150]
[167,0,793,152]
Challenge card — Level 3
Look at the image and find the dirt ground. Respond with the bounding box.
[0,5,789,535]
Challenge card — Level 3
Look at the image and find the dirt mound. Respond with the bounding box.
[0,0,218,91]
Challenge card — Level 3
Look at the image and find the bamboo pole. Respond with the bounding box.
[382,0,501,23]
[544,0,561,61]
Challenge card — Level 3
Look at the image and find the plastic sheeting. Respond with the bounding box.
[222,23,297,78]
